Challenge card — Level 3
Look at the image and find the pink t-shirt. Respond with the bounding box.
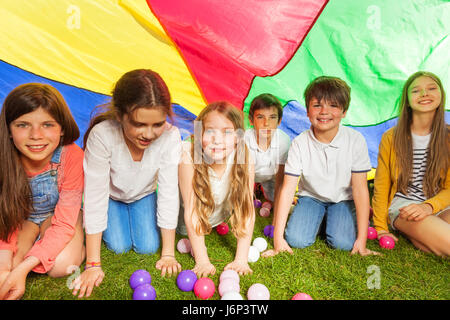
[0,143,84,273]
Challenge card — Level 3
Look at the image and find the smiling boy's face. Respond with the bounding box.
[307,97,346,138]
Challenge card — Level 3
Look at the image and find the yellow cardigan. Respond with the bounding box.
[372,128,450,232]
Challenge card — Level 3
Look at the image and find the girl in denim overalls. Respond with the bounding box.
[0,84,85,300]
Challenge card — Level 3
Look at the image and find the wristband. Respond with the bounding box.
[85,261,101,270]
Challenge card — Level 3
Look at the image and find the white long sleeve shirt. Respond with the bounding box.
[83,120,181,234]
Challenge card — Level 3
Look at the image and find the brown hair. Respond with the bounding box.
[248,93,283,122]
[83,69,172,148]
[304,76,351,112]
[190,101,254,238]
[0,83,79,241]
[394,71,449,197]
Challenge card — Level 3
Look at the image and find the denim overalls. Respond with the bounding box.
[27,146,62,226]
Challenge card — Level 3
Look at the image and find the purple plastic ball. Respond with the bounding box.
[263,225,274,238]
[133,283,156,300]
[177,270,198,292]
[129,269,152,290]
[254,199,262,208]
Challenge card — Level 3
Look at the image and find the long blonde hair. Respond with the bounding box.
[190,101,254,238]
[393,71,449,197]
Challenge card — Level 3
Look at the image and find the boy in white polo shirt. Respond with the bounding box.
[244,94,291,206]
[263,76,379,257]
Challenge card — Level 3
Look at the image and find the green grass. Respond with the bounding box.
[22,209,450,300]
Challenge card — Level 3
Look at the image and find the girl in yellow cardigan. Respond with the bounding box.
[372,71,450,256]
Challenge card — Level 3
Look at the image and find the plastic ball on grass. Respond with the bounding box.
[132,283,156,300]
[221,292,244,300]
[219,269,240,284]
[252,237,268,252]
[379,236,395,249]
[292,292,313,300]
[367,227,378,240]
[263,225,274,238]
[218,278,240,297]
[261,201,272,210]
[176,270,198,292]
[248,245,260,263]
[129,269,152,290]
[254,199,262,208]
[194,277,215,300]
[259,207,270,217]
[177,238,191,254]
[216,222,229,235]
[247,283,270,300]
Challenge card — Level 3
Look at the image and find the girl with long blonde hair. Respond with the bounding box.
[178,101,255,277]
[372,71,450,256]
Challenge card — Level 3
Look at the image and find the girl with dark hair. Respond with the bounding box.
[0,83,85,300]
[71,69,182,298]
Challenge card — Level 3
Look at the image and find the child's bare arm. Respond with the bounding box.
[351,172,379,256]
[262,174,298,257]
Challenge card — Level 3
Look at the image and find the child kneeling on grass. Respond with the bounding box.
[263,76,378,258]
[178,101,255,278]
[244,93,291,214]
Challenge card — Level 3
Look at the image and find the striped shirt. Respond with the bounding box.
[395,133,431,201]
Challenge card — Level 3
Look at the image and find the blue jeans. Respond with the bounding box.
[285,196,357,251]
[103,192,160,254]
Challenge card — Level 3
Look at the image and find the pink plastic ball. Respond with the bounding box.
[259,207,270,217]
[292,292,313,300]
[247,283,270,300]
[367,227,378,240]
[219,269,240,284]
[177,238,192,254]
[216,222,229,236]
[194,277,216,300]
[219,278,240,297]
[261,202,272,210]
[379,236,395,249]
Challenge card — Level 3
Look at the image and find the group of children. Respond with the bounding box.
[0,69,448,300]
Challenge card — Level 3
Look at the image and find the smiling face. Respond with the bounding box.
[307,97,346,140]
[201,110,237,163]
[120,107,167,158]
[9,107,63,172]
[407,76,442,115]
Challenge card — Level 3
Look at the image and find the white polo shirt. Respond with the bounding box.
[285,125,371,203]
[83,119,181,234]
[244,128,291,183]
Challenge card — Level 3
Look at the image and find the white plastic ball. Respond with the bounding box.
[248,245,260,263]
[221,291,244,300]
[252,237,268,252]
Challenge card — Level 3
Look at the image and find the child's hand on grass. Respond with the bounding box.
[193,260,216,278]
[261,238,293,258]
[224,259,253,276]
[70,267,105,298]
[156,255,181,277]
[351,238,380,256]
